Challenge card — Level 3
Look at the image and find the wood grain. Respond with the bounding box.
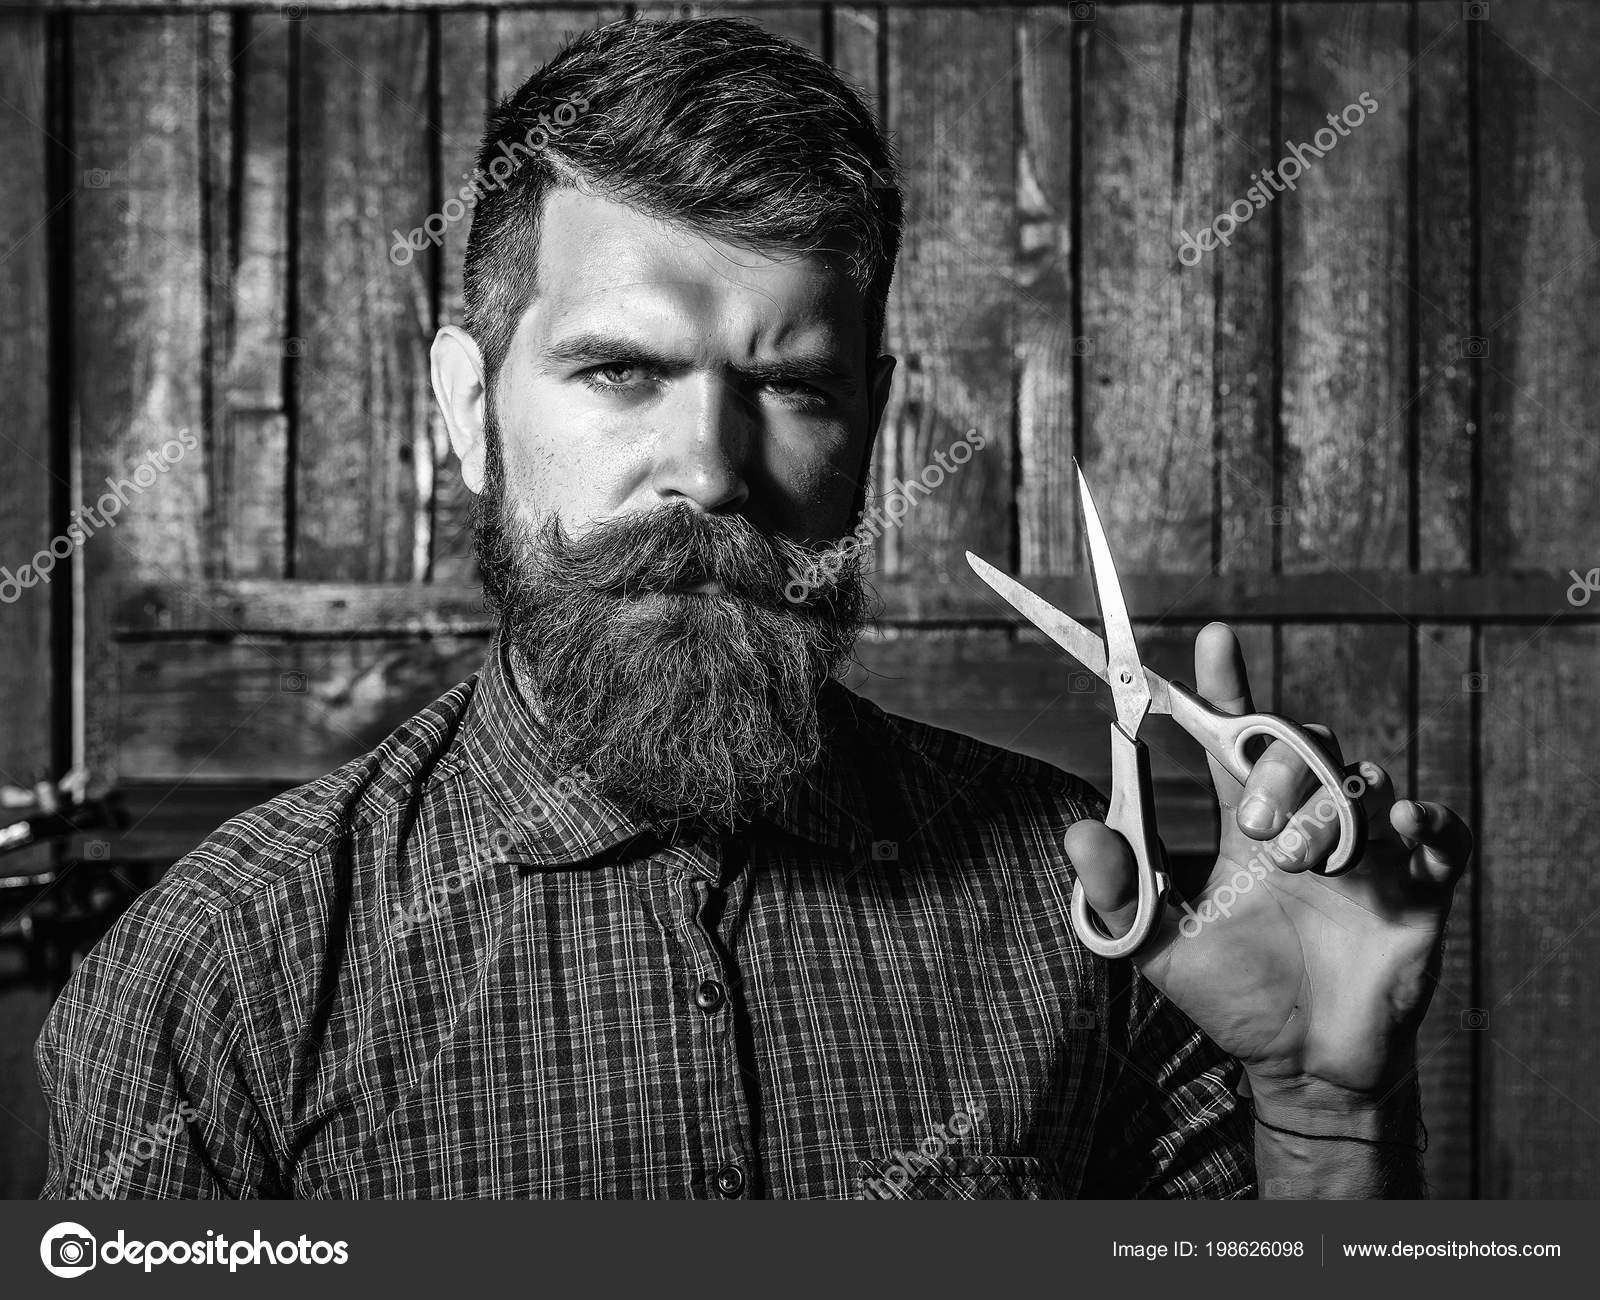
[0,8,58,1201]
[72,14,210,786]
[1480,0,1600,570]
[293,11,433,580]
[118,635,491,780]
[0,9,59,806]
[430,8,492,583]
[1480,625,1600,1197]
[1415,4,1473,573]
[1279,2,1410,572]
[1415,622,1477,1198]
[880,6,1016,575]
[1211,3,1277,572]
[207,10,293,579]
[1015,7,1077,574]
[1079,3,1216,571]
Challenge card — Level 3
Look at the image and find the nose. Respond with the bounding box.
[648,371,751,513]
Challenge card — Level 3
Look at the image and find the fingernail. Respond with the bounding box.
[1238,794,1276,834]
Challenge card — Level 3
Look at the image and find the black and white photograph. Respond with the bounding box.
[0,0,1596,1282]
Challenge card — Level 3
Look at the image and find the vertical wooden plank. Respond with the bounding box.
[208,10,292,579]
[880,7,1015,574]
[1413,3,1476,1198]
[73,13,209,784]
[1016,8,1076,574]
[1480,0,1600,569]
[495,6,625,94]
[1079,5,1215,571]
[1212,4,1277,572]
[0,9,58,801]
[1478,0,1600,1198]
[294,12,432,581]
[831,6,882,126]
[429,9,491,583]
[1280,3,1410,572]
[1279,623,1411,779]
[0,7,58,1201]
[1415,624,1476,1198]
[1415,5,1473,573]
[1480,626,1600,1197]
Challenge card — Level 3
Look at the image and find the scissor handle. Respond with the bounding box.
[1166,681,1368,876]
[1070,723,1170,959]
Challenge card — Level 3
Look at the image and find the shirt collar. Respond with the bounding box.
[456,630,875,866]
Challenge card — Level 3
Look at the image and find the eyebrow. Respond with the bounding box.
[541,330,859,394]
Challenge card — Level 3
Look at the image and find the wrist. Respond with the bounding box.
[1246,1071,1423,1144]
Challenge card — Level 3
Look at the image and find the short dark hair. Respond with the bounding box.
[462,16,901,384]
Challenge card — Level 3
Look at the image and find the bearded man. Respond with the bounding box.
[37,16,1470,1200]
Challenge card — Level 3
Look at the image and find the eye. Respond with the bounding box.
[762,378,828,410]
[581,363,644,391]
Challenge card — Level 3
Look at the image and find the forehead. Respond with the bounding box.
[516,186,867,358]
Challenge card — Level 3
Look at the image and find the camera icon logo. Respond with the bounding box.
[40,1222,97,1278]
[870,839,899,861]
[1461,1008,1490,1030]
[1459,335,1488,359]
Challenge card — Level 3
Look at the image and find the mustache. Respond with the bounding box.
[532,503,855,609]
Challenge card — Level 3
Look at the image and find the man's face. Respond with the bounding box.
[433,186,895,829]
[489,185,887,546]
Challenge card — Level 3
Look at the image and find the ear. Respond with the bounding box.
[430,325,489,494]
[849,352,897,522]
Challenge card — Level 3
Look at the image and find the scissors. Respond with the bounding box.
[965,463,1367,959]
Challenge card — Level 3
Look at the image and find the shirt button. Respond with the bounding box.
[694,978,726,1012]
[714,1163,745,1197]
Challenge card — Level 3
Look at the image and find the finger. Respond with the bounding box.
[1063,817,1140,936]
[1195,621,1255,715]
[1234,723,1343,841]
[1195,623,1254,802]
[1390,799,1473,887]
[1254,760,1390,874]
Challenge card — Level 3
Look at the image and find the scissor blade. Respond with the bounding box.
[1075,462,1153,736]
[964,552,1109,683]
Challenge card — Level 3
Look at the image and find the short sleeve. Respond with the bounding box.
[34,879,282,1199]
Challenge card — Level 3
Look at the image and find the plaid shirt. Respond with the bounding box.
[36,632,1252,1199]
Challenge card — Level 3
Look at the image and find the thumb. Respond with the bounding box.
[1063,817,1140,937]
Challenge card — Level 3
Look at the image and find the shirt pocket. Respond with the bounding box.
[856,1153,1069,1200]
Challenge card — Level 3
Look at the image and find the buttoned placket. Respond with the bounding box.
[654,826,759,1198]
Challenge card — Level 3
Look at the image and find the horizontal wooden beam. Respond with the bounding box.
[114,570,1599,637]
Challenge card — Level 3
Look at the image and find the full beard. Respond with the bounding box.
[469,423,873,832]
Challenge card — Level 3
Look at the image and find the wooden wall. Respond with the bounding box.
[1,0,1597,1198]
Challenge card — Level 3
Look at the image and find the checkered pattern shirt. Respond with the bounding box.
[36,632,1252,1199]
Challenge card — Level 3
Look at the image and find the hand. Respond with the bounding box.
[1061,622,1473,1125]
